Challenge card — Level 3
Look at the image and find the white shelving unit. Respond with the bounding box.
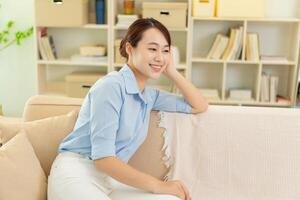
[36,0,111,96]
[35,0,300,107]
[189,16,300,107]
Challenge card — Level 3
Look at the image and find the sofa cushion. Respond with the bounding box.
[0,132,47,200]
[0,110,78,175]
[128,112,168,180]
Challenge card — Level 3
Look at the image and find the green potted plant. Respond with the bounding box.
[0,3,33,52]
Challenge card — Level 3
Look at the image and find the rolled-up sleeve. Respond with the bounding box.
[89,80,123,160]
[151,89,191,113]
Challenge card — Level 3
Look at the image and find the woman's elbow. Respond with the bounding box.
[191,101,209,114]
[94,156,116,172]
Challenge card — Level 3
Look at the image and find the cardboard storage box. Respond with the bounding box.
[217,0,265,18]
[142,2,188,29]
[65,71,105,98]
[35,0,89,27]
[193,0,215,17]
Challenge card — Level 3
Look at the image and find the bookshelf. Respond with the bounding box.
[35,0,300,107]
[189,17,300,107]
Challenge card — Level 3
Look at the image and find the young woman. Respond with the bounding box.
[48,18,208,200]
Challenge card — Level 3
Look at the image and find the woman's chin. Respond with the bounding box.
[149,72,162,80]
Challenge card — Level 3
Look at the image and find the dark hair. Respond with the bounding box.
[119,18,171,60]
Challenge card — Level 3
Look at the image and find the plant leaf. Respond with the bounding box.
[7,21,14,28]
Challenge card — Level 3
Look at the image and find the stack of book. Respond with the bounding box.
[200,89,220,101]
[116,14,139,27]
[38,28,57,60]
[70,44,107,63]
[260,73,288,104]
[207,26,244,60]
[260,55,288,63]
[228,89,253,101]
[246,33,260,61]
[71,45,107,63]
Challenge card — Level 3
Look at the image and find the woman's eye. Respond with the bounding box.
[163,50,170,53]
[148,48,156,51]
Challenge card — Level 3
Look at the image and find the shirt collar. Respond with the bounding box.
[120,64,140,94]
[120,64,151,104]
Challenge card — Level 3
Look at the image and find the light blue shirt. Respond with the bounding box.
[59,64,191,163]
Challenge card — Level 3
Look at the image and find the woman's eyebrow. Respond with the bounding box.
[147,42,169,48]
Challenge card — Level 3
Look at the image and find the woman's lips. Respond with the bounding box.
[149,64,162,73]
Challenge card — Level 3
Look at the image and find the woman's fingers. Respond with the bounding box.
[179,182,191,200]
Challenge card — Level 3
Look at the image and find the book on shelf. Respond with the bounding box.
[206,34,229,60]
[37,28,48,60]
[227,26,243,60]
[207,34,221,59]
[221,28,236,60]
[37,28,57,60]
[96,0,105,24]
[270,76,279,102]
[233,26,244,60]
[246,32,260,61]
[221,26,244,60]
[89,0,97,24]
[260,73,280,103]
[49,36,57,59]
[42,37,56,60]
[260,73,270,102]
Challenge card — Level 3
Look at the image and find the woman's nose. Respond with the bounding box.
[154,51,163,62]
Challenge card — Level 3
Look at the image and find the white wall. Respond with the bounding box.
[0,0,299,117]
[0,0,37,117]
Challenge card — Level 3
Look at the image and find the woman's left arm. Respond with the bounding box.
[164,54,208,114]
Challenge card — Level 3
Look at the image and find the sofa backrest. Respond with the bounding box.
[23,95,168,179]
[23,95,83,121]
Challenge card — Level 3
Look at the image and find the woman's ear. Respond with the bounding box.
[125,42,133,58]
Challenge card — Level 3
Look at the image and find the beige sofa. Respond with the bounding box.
[1,95,300,200]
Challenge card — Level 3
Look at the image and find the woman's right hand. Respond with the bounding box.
[154,180,191,200]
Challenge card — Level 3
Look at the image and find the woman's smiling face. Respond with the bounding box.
[126,28,171,80]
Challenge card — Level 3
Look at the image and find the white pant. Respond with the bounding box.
[48,152,180,200]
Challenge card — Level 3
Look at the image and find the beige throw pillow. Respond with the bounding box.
[0,132,47,200]
[0,110,78,175]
